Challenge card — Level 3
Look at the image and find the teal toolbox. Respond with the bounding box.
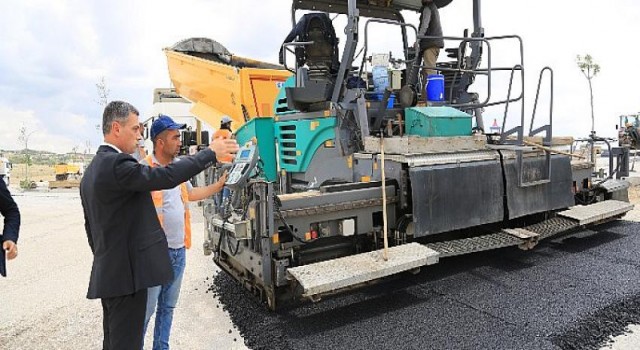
[405,106,473,137]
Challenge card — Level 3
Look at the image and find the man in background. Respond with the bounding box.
[418,0,444,81]
[213,116,234,210]
[213,115,234,164]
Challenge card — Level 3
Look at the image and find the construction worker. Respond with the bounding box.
[141,115,227,350]
[213,115,234,163]
[213,116,234,210]
[418,0,444,81]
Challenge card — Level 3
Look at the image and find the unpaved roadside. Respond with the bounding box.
[0,189,247,350]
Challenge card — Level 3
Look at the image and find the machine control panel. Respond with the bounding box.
[225,143,259,189]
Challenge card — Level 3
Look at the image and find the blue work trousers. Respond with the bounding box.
[143,247,186,350]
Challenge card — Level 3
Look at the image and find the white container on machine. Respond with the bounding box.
[372,65,390,93]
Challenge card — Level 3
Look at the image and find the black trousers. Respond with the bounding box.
[101,289,147,350]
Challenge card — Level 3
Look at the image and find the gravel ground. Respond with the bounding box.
[214,214,640,350]
[0,189,246,350]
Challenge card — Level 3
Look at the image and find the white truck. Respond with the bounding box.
[0,154,11,186]
[141,88,215,153]
[141,88,216,187]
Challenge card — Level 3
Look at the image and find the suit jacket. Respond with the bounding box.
[80,145,216,299]
[0,179,20,277]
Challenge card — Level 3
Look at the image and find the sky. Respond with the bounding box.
[0,0,638,153]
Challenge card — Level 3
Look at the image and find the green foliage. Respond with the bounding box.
[4,151,89,166]
[19,179,35,189]
[576,54,601,79]
[576,53,600,133]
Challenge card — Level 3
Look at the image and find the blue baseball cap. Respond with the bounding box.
[150,115,186,139]
[221,115,232,124]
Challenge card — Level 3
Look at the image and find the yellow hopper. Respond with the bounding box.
[164,38,292,129]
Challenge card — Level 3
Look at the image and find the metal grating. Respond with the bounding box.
[278,124,298,165]
[426,200,628,258]
[426,231,523,257]
[523,216,579,240]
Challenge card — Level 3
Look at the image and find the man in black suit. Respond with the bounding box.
[0,177,20,277]
[80,100,238,349]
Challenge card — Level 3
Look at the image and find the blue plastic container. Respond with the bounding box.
[370,93,395,108]
[425,74,445,102]
[387,94,395,108]
[372,65,389,93]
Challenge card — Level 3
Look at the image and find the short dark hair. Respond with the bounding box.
[151,129,168,146]
[102,101,139,135]
[220,122,232,131]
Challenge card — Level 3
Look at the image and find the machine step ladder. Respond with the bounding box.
[286,200,633,299]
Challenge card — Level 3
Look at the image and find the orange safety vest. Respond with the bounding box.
[143,155,192,249]
[213,128,233,163]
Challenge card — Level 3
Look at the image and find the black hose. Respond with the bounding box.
[218,187,240,256]
[226,231,241,256]
[273,195,316,244]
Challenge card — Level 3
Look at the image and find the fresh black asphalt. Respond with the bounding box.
[211,219,640,350]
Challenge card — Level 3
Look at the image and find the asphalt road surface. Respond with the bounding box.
[213,219,640,350]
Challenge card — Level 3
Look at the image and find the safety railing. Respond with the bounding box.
[414,34,525,111]
[499,64,525,144]
[280,41,315,74]
[501,66,554,187]
[358,18,418,81]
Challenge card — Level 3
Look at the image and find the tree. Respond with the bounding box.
[84,139,92,163]
[95,76,110,107]
[95,76,110,132]
[17,124,36,188]
[576,54,601,133]
[71,145,79,162]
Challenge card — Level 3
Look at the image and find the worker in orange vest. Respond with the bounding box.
[141,115,227,349]
[212,115,234,163]
[213,116,234,210]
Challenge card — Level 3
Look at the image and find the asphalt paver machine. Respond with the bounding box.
[199,0,633,309]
